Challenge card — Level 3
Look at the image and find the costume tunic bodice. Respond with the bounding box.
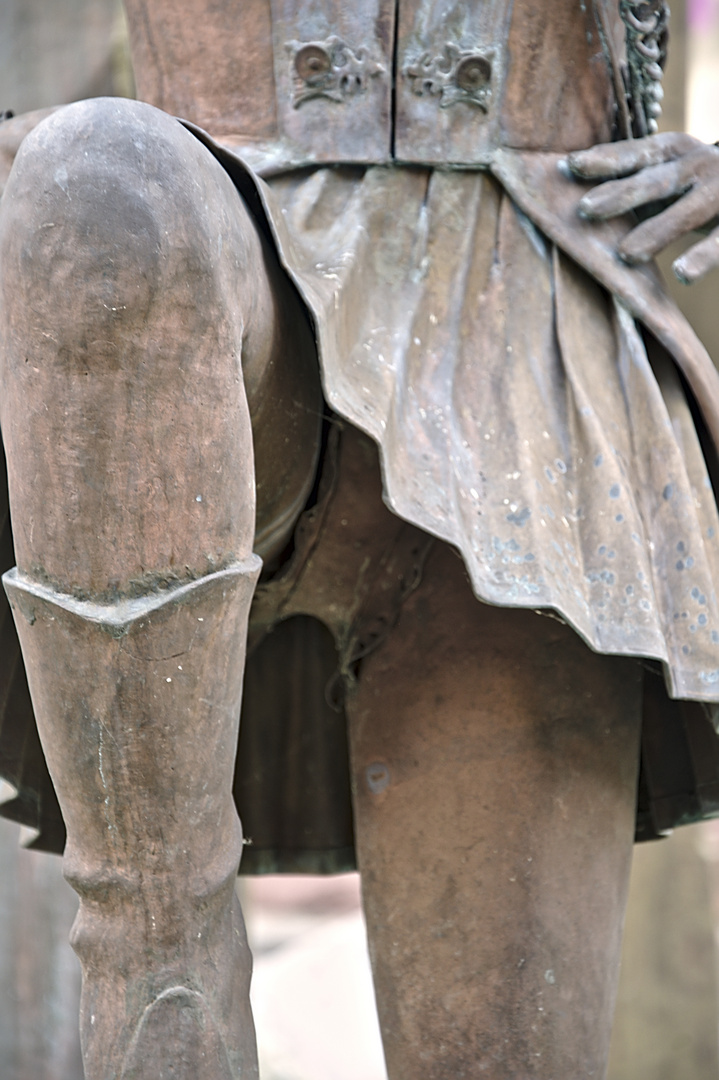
[123,0,620,173]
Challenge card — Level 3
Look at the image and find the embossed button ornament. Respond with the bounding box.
[455,55,492,93]
[403,44,494,110]
[286,35,385,108]
[294,44,332,85]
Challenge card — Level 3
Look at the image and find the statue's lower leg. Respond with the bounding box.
[348,543,642,1079]
[5,564,260,1080]
[0,99,287,1078]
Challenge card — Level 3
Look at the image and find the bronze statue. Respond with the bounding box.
[2,1,719,1077]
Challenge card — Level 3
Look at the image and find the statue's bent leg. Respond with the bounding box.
[0,98,294,1079]
[348,542,642,1080]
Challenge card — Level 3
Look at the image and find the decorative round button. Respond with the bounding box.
[455,54,491,92]
[295,44,332,84]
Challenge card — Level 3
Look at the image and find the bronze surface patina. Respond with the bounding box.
[2,1,719,1077]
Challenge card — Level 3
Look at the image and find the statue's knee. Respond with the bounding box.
[0,98,252,366]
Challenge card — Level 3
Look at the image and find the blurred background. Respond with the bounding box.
[2,1,719,1077]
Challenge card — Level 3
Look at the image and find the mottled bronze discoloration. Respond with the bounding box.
[349,543,642,1079]
[5,563,261,1080]
[3,2,719,1078]
[0,97,316,1077]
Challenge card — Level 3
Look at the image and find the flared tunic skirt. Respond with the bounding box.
[4,130,719,864]
[212,147,717,694]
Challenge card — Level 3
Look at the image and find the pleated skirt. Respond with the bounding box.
[260,163,719,704]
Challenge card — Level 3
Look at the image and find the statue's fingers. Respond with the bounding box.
[566,132,698,180]
[617,188,714,263]
[578,158,689,220]
[673,225,719,283]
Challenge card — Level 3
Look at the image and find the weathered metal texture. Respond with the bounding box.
[620,0,669,137]
[491,147,719,453]
[3,414,715,866]
[395,0,615,162]
[123,0,620,172]
[0,99,288,1079]
[124,0,392,170]
[0,5,719,1080]
[121,0,280,153]
[5,563,261,1080]
[235,419,436,871]
[221,155,719,703]
[0,99,321,584]
[0,105,254,593]
[393,0,512,164]
[348,540,643,1078]
[0,13,718,1080]
[124,0,395,171]
[501,0,616,149]
[270,0,394,165]
[3,84,719,869]
[2,3,719,874]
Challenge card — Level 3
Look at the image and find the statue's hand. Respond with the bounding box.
[566,133,719,284]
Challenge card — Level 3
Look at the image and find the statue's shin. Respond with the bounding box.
[3,560,261,1080]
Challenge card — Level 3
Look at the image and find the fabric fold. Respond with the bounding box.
[202,137,719,701]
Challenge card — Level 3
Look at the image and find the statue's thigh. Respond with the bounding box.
[0,97,320,587]
[348,541,642,1080]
